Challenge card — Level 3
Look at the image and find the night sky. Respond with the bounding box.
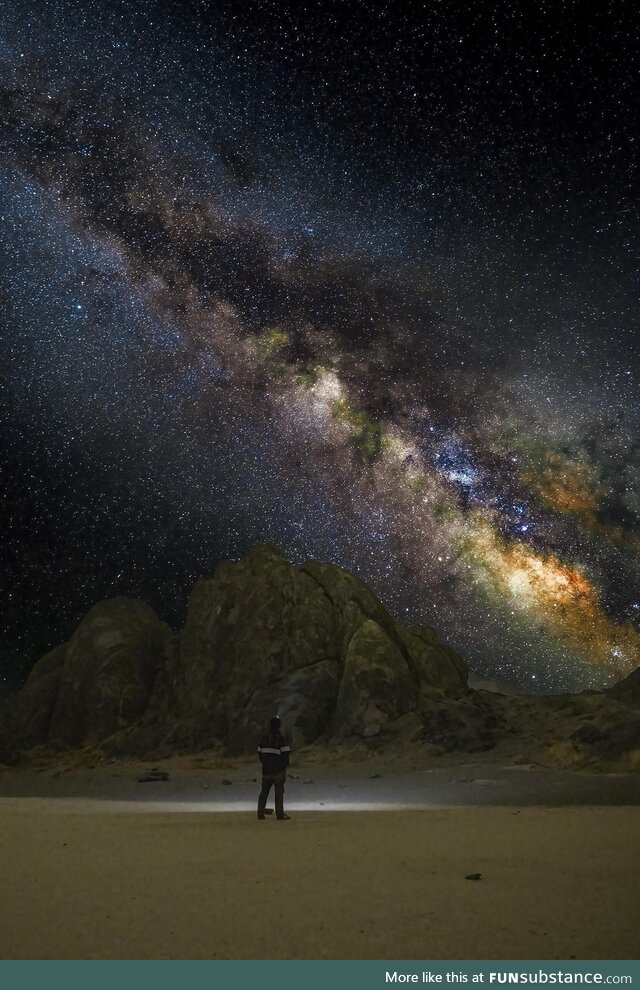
[1,0,639,696]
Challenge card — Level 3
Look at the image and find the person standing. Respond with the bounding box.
[257,715,291,820]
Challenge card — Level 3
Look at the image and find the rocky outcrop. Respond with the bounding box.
[0,545,497,760]
[479,687,640,772]
[608,667,640,706]
[557,693,640,769]
[174,544,486,752]
[0,599,177,759]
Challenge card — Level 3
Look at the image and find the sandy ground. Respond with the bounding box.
[0,804,638,960]
[0,754,639,959]
[1,748,639,806]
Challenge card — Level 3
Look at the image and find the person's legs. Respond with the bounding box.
[258,775,273,818]
[274,770,286,818]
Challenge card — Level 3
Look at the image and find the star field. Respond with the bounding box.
[1,0,639,696]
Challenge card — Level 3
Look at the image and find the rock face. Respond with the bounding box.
[336,618,416,738]
[0,599,177,759]
[0,545,494,761]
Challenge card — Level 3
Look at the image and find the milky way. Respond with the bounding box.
[1,0,639,694]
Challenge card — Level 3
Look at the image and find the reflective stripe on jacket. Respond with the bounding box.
[258,731,290,775]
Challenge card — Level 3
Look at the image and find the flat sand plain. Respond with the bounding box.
[0,754,638,959]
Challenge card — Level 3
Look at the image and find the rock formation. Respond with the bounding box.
[0,545,498,761]
[0,599,177,757]
[2,544,638,769]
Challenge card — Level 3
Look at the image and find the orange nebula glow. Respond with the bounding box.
[520,452,603,530]
[463,519,640,671]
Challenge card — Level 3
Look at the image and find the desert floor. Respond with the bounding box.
[0,752,639,959]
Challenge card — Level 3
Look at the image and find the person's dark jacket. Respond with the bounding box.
[258,729,290,775]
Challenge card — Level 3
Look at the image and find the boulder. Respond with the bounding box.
[335,619,417,736]
[0,598,175,758]
[47,598,175,747]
